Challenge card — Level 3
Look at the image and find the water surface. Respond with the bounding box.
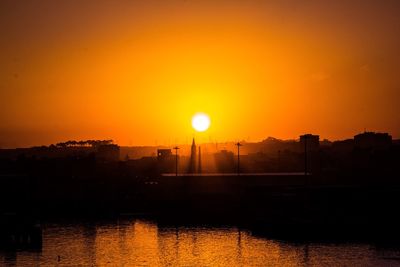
[1,219,400,266]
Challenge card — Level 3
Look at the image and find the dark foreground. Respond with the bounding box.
[2,172,400,250]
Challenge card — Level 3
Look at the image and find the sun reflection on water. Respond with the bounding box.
[0,219,397,266]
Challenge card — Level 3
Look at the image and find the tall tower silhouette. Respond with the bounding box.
[189,138,197,173]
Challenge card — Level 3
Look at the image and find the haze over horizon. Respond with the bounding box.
[1,0,400,148]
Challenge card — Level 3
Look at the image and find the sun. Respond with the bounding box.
[192,113,210,132]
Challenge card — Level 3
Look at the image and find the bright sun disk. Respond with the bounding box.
[192,113,210,132]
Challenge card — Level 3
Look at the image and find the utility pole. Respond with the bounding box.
[173,146,179,177]
[236,142,242,175]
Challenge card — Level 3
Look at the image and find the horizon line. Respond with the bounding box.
[1,131,397,150]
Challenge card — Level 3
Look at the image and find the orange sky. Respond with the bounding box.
[1,0,399,148]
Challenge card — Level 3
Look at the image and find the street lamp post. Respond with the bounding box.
[173,146,179,177]
[236,142,242,176]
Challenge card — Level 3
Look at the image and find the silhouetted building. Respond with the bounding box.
[157,149,174,173]
[300,134,320,152]
[96,144,120,161]
[157,149,172,160]
[214,150,235,173]
[259,137,299,154]
[354,132,392,150]
[189,138,197,173]
[332,139,354,154]
[320,139,333,147]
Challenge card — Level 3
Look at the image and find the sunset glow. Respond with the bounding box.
[0,1,399,147]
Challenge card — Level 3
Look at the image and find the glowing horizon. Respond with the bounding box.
[1,1,400,148]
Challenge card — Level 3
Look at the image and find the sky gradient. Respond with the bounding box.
[1,0,400,148]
